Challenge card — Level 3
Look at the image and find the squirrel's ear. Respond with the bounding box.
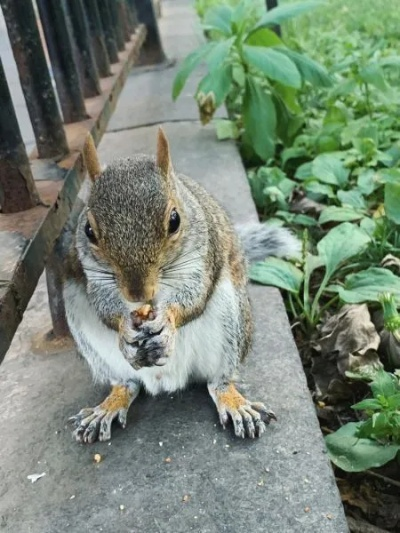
[83,134,102,182]
[156,127,172,179]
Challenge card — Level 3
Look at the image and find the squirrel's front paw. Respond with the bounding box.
[131,308,176,369]
[119,317,139,364]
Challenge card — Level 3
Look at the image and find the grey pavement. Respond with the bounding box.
[0,1,349,532]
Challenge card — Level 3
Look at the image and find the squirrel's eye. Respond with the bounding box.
[168,209,180,235]
[85,221,97,244]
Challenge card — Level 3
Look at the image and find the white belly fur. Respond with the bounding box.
[64,276,238,395]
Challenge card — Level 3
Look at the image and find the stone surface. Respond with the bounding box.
[0,286,347,533]
[0,1,349,532]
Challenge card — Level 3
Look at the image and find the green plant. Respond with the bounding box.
[249,223,371,330]
[173,0,332,162]
[325,370,400,472]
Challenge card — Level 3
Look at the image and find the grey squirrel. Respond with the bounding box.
[64,129,300,443]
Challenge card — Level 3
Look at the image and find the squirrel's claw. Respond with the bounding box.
[130,311,175,369]
[69,385,135,443]
[209,383,276,439]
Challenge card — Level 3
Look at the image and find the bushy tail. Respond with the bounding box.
[236,222,301,263]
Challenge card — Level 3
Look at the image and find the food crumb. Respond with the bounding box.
[304,507,311,513]
[182,494,190,503]
[164,457,172,463]
[93,453,102,463]
[326,513,333,520]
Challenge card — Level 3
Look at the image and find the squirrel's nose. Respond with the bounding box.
[127,283,156,303]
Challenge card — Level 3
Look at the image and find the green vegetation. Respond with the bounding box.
[174,0,400,480]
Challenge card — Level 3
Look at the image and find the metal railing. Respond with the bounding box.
[0,0,165,361]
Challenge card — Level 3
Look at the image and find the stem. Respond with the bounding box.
[287,292,298,320]
[303,270,311,316]
[319,295,340,316]
[310,269,331,325]
[364,82,372,119]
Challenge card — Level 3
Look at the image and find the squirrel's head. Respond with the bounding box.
[81,128,184,303]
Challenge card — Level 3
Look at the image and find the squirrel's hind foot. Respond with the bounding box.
[208,383,276,439]
[69,385,136,443]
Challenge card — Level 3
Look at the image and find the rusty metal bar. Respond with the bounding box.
[84,0,112,77]
[67,0,101,98]
[127,0,139,27]
[0,0,69,160]
[0,59,40,214]
[36,0,88,124]
[98,0,119,63]
[46,244,70,338]
[108,0,125,51]
[133,0,166,64]
[118,0,132,41]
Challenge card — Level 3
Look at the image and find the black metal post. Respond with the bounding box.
[46,243,71,339]
[266,0,281,36]
[0,59,40,213]
[118,0,132,41]
[108,0,125,51]
[84,0,112,77]
[36,0,87,124]
[127,0,139,27]
[1,0,68,160]
[67,0,101,98]
[98,0,119,63]
[133,0,166,64]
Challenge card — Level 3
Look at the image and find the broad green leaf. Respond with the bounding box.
[337,189,366,209]
[385,182,400,225]
[323,102,349,125]
[360,63,390,93]
[378,168,400,184]
[388,393,400,410]
[319,206,364,224]
[305,253,325,277]
[249,257,303,294]
[273,83,302,113]
[245,27,283,47]
[317,223,370,277]
[358,169,378,195]
[242,77,276,160]
[325,422,400,472]
[339,268,400,304]
[242,45,301,89]
[295,162,313,180]
[172,42,216,100]
[276,211,318,227]
[278,48,332,88]
[370,370,399,399]
[251,1,323,32]
[215,119,239,140]
[197,64,232,107]
[352,399,383,411]
[206,38,235,71]
[281,147,308,167]
[312,153,350,186]
[305,181,335,199]
[203,5,233,36]
[360,217,376,237]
